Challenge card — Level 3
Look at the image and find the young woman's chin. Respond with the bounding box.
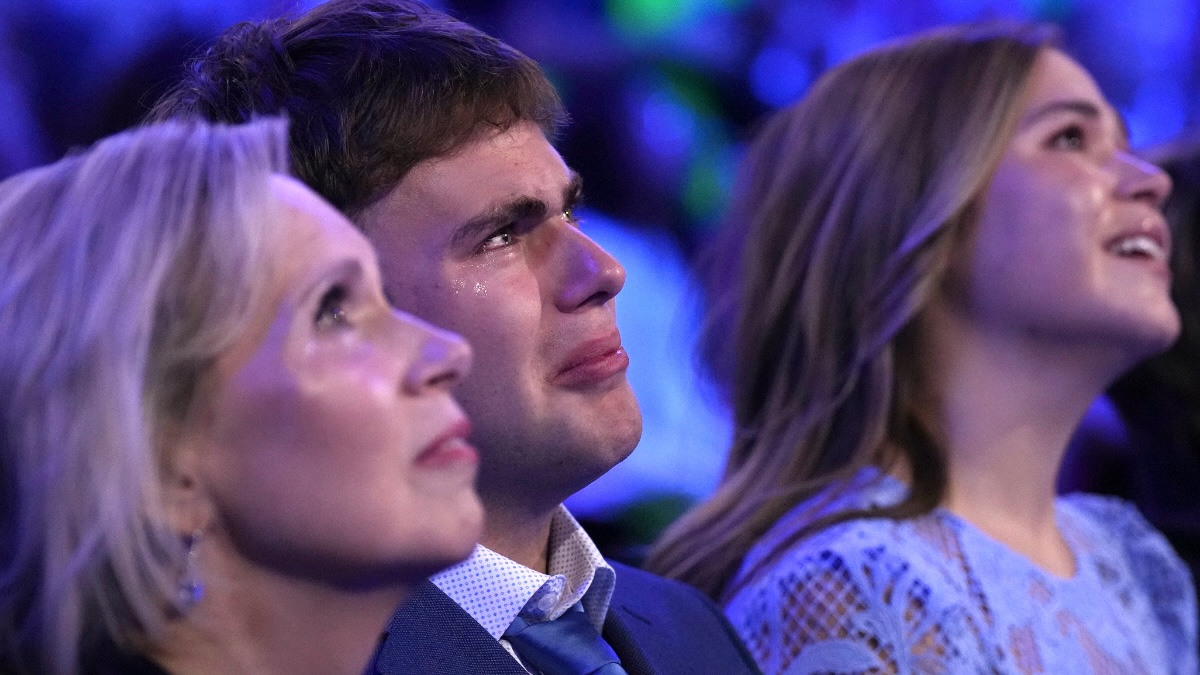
[1118,311,1181,367]
[1063,303,1182,382]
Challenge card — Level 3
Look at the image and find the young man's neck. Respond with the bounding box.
[480,503,560,573]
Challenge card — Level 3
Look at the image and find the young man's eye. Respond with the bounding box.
[314,285,350,329]
[562,207,579,225]
[1048,124,1086,151]
[479,226,515,251]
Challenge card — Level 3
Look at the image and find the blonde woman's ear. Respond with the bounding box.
[160,430,216,538]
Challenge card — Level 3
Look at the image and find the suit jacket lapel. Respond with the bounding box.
[602,597,661,675]
[373,580,527,675]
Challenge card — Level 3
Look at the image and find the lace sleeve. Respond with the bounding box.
[726,527,991,675]
[1067,494,1199,674]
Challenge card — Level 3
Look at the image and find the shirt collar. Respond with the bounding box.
[430,505,615,639]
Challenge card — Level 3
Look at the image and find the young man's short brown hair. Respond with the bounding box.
[150,0,567,217]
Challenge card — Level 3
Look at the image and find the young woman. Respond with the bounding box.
[647,24,1197,673]
[0,118,484,675]
[1061,135,1200,595]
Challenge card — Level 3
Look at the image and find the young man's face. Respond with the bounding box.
[359,121,642,514]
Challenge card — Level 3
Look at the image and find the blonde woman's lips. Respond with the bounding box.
[416,419,479,469]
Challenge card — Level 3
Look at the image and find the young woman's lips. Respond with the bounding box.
[1105,217,1172,279]
[552,332,630,388]
[415,419,479,469]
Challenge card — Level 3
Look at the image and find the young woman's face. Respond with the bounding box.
[192,176,482,586]
[957,49,1179,361]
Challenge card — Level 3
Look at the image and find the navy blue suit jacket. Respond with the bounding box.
[372,560,761,674]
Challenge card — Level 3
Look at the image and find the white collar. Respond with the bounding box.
[430,505,616,638]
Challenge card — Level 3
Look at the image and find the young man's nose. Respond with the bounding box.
[552,223,626,312]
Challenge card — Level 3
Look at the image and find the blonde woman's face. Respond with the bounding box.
[194,176,482,585]
[957,49,1179,361]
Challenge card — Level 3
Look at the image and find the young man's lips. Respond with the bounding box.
[415,419,479,468]
[552,333,630,387]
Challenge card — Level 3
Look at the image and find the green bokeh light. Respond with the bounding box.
[607,0,688,38]
[1018,0,1076,20]
[683,144,736,224]
[605,0,751,39]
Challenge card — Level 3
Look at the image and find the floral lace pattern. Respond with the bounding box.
[725,472,1198,675]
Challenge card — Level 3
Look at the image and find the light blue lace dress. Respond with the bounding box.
[724,470,1198,674]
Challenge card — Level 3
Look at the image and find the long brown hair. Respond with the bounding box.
[645,24,1052,602]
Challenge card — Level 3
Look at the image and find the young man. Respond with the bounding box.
[151,2,760,673]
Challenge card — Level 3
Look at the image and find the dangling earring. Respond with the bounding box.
[177,529,205,609]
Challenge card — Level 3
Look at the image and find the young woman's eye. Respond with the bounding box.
[562,207,579,225]
[314,285,350,329]
[1048,124,1086,151]
[479,226,515,252]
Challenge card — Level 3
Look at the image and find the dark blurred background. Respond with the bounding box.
[2,0,1198,561]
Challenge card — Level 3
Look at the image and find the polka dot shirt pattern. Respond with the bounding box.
[430,506,617,672]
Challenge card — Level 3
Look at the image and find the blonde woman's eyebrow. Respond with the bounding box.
[298,258,366,306]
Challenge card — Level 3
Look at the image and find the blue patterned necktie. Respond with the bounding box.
[502,601,628,675]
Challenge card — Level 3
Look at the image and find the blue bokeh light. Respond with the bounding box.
[639,87,699,164]
[823,10,888,66]
[1126,77,1188,148]
[749,45,812,109]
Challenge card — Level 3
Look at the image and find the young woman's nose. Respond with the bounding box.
[1112,151,1172,208]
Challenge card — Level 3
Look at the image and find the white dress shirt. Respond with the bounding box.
[430,506,616,672]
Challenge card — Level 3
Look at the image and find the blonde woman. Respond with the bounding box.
[0,118,483,674]
[648,24,1197,673]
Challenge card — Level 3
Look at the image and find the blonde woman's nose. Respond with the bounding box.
[397,312,472,395]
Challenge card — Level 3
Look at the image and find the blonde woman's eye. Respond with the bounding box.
[1048,125,1086,151]
[315,285,350,329]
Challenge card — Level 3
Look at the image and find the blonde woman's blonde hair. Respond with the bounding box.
[646,23,1054,601]
[0,117,289,674]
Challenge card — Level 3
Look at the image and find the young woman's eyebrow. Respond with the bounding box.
[1020,98,1130,147]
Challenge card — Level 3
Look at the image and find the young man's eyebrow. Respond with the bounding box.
[563,172,584,211]
[448,171,585,250]
[449,196,549,250]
